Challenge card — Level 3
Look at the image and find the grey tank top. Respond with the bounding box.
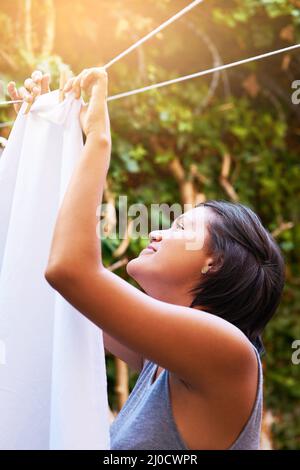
[110,344,263,450]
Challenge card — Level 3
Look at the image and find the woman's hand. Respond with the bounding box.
[63,67,110,142]
[7,71,50,114]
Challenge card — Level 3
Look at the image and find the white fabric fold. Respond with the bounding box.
[0,90,110,450]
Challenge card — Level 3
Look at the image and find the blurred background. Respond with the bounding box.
[0,0,300,449]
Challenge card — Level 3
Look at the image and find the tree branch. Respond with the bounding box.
[219,153,239,202]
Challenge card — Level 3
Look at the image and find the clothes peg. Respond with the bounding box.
[23,97,35,115]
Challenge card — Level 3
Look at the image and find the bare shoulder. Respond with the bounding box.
[182,326,259,394]
[168,340,260,450]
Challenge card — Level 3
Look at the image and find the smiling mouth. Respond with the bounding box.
[142,246,156,253]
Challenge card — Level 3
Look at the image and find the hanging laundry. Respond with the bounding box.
[0,90,110,450]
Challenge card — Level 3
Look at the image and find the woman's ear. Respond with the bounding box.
[201,257,213,274]
[201,266,210,274]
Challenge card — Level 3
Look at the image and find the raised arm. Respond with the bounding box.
[45,68,256,392]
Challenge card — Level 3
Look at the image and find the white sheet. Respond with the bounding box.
[0,90,110,450]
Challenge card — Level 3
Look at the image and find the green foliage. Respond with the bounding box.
[1,0,300,449]
[213,0,300,27]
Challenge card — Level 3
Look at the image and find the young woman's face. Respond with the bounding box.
[126,206,213,306]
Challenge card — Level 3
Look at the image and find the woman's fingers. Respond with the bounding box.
[22,73,42,110]
[80,70,95,93]
[6,67,105,117]
[41,73,51,94]
[7,81,19,101]
[24,78,40,97]
[62,68,107,102]
[6,70,50,115]
[24,78,34,92]
[63,77,75,93]
[63,69,91,99]
[73,71,86,99]
[77,69,91,98]
[18,86,33,103]
[31,70,50,94]
[31,70,43,82]
[25,70,50,97]
[83,68,107,92]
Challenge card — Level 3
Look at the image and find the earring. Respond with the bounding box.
[201,266,209,274]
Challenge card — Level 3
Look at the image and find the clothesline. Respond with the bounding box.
[107,43,300,101]
[103,0,204,69]
[0,121,14,128]
[1,43,299,114]
[1,0,204,111]
[0,0,299,113]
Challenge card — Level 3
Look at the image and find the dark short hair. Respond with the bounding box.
[188,200,285,353]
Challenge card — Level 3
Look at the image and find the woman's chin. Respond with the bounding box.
[126,257,140,277]
[126,254,152,280]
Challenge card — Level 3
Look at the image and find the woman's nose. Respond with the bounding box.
[149,230,163,242]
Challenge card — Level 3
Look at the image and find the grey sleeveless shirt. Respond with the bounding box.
[110,344,263,450]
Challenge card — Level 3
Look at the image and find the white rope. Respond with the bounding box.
[1,44,299,108]
[0,99,23,106]
[0,121,14,128]
[107,43,300,102]
[103,0,204,70]
[0,1,204,109]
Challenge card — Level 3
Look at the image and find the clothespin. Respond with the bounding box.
[59,67,72,103]
[23,99,33,115]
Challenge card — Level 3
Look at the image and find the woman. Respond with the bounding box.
[8,70,285,450]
